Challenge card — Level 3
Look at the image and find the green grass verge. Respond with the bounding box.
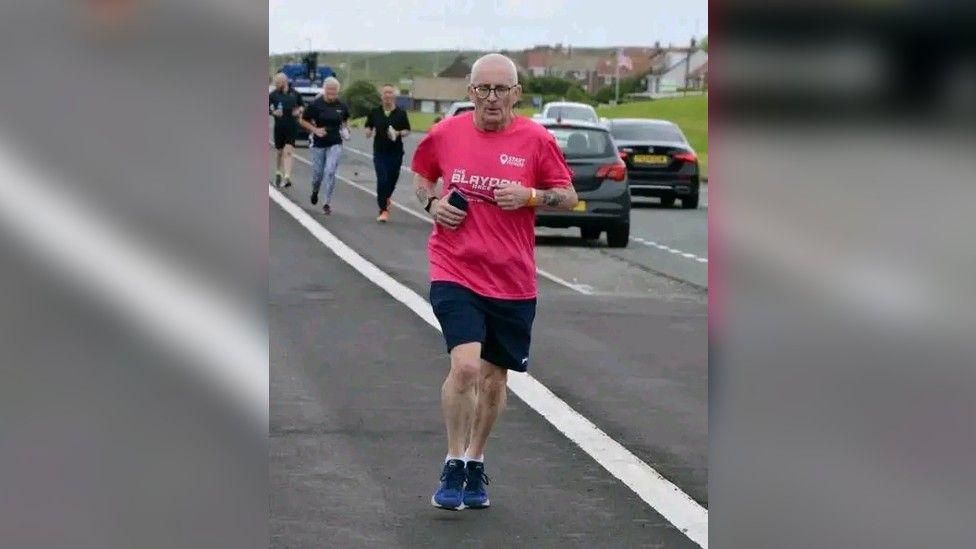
[406,112,440,132]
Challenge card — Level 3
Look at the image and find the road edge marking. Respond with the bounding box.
[270,184,708,547]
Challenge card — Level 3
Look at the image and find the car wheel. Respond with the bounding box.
[681,194,699,209]
[580,227,601,240]
[606,223,630,248]
[660,196,676,207]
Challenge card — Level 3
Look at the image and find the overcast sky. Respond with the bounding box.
[269,0,707,53]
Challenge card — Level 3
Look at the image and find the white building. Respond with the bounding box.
[645,47,708,96]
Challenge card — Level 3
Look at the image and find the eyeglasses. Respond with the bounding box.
[471,84,518,99]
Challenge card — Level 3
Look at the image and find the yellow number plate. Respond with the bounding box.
[633,154,669,165]
[573,200,587,212]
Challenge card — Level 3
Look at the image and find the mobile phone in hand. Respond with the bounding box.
[447,190,469,212]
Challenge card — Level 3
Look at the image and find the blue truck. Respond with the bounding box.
[279,63,335,88]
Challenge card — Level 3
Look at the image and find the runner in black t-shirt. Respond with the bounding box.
[268,73,304,188]
[300,77,350,214]
[365,84,411,223]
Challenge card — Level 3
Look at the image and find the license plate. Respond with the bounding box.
[573,200,587,212]
[633,154,669,165]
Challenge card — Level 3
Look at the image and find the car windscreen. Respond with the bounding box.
[453,106,474,115]
[610,123,685,142]
[546,127,616,159]
[545,106,596,122]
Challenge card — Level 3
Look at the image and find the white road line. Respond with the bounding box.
[288,150,593,295]
[269,185,708,547]
[630,237,709,264]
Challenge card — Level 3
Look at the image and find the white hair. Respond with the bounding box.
[469,53,518,85]
[323,76,341,90]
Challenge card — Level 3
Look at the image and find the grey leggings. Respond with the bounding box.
[310,144,343,203]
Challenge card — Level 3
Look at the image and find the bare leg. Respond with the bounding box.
[275,148,284,173]
[442,342,481,457]
[282,144,294,179]
[465,360,507,459]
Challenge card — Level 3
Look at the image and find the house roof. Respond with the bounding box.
[411,77,469,101]
[594,55,652,77]
[647,48,707,75]
[547,54,602,73]
[523,45,693,76]
[689,62,708,78]
[525,50,552,68]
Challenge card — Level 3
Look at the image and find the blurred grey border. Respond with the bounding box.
[713,2,975,547]
[0,1,268,547]
[2,1,975,547]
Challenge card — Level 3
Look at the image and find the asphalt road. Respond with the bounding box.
[271,132,708,547]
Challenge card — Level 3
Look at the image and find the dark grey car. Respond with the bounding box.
[534,120,631,247]
[606,118,700,209]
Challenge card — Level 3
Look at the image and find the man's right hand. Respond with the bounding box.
[365,128,374,139]
[313,128,327,138]
[433,197,467,230]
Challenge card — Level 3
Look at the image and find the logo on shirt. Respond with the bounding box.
[499,153,526,167]
[450,168,524,199]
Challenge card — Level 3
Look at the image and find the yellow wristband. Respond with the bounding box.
[528,188,538,207]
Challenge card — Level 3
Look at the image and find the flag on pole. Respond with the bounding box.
[616,48,634,72]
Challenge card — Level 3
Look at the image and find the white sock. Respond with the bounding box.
[445,454,465,463]
[464,452,484,463]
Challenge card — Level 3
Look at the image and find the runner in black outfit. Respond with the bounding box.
[364,84,411,222]
[269,73,304,188]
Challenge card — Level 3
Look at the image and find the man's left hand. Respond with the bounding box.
[493,182,530,210]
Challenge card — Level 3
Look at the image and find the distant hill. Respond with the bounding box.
[268,48,619,86]
[269,51,486,86]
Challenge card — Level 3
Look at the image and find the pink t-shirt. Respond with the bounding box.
[411,113,573,299]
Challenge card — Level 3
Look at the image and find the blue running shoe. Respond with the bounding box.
[462,461,490,509]
[431,459,466,510]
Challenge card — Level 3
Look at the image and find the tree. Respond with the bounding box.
[565,85,595,105]
[521,75,596,105]
[593,86,616,104]
[594,74,646,104]
[342,80,380,119]
[438,55,471,78]
[700,35,708,52]
[524,75,574,96]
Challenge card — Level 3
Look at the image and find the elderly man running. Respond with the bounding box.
[412,53,579,510]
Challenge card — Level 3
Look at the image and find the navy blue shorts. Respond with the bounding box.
[429,281,537,372]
